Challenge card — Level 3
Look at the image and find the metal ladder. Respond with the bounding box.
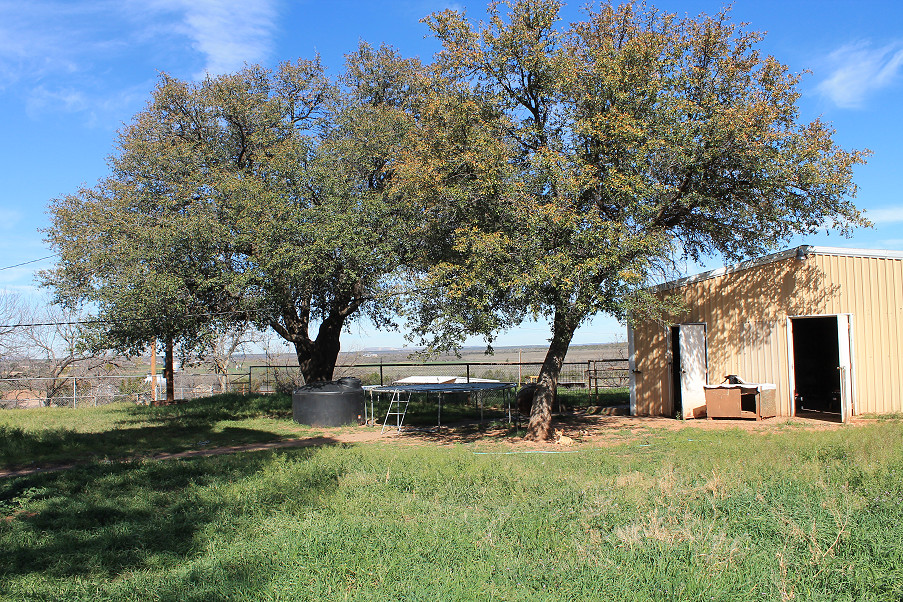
[381,390,412,433]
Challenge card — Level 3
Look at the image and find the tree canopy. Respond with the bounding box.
[43,44,424,385]
[399,0,868,439]
[42,1,867,432]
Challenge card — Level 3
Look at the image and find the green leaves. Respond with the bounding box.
[41,1,867,403]
[403,0,867,437]
[409,0,867,332]
[43,48,427,382]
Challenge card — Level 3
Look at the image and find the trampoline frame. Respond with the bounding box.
[365,382,516,432]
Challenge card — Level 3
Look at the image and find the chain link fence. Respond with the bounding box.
[246,359,629,393]
[0,373,232,409]
[1,359,629,410]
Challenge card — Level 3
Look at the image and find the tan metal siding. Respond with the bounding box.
[811,253,903,415]
[631,252,903,417]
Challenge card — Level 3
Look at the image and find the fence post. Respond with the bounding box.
[466,364,470,383]
[518,350,522,386]
[72,377,77,409]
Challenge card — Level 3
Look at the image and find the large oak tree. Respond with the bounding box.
[43,44,423,386]
[401,0,868,439]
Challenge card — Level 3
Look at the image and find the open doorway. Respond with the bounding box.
[670,326,681,418]
[790,315,852,421]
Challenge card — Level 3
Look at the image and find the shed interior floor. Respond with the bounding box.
[794,409,842,423]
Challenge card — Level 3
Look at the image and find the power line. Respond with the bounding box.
[0,254,58,272]
[0,309,253,330]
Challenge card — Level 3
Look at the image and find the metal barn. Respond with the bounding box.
[627,246,903,422]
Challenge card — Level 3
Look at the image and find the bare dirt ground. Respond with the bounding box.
[0,411,869,480]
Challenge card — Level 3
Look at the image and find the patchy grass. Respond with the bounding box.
[0,393,312,470]
[559,386,629,408]
[1,415,902,600]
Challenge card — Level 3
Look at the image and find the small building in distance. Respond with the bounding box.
[628,246,903,422]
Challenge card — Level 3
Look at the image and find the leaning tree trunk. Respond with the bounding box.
[526,308,578,441]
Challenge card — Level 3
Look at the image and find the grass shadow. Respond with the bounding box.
[120,392,293,424]
[0,393,298,472]
[0,445,341,581]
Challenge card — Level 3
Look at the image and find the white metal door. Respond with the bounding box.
[678,324,708,419]
[836,314,854,422]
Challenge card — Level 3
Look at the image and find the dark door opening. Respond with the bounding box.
[671,326,681,418]
[791,316,842,417]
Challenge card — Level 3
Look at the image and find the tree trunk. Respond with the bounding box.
[295,319,343,384]
[150,339,159,405]
[164,335,175,403]
[217,368,228,394]
[525,309,578,441]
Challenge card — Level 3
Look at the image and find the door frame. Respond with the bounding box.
[627,325,637,416]
[669,322,709,419]
[786,313,855,421]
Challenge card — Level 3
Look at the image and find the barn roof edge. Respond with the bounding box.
[650,245,903,293]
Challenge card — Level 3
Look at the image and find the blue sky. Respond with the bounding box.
[0,0,901,351]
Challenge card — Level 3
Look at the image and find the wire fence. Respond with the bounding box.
[246,359,629,394]
[0,373,229,409]
[0,359,629,410]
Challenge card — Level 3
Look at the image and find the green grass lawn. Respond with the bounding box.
[558,386,629,408]
[0,393,311,470]
[1,398,902,600]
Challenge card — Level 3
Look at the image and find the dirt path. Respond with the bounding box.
[0,413,864,480]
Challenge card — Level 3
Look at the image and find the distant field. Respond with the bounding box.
[295,342,627,367]
[1,397,901,601]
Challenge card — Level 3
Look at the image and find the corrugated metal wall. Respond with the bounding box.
[631,251,903,417]
[810,253,903,414]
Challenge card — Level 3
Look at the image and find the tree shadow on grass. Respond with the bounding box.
[0,444,343,582]
[0,394,297,472]
[0,423,300,473]
[398,411,665,444]
[120,393,294,425]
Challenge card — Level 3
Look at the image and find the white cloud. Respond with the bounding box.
[0,2,81,89]
[817,41,903,109]
[25,87,89,117]
[0,0,282,131]
[0,0,280,103]
[867,206,903,224]
[141,0,279,77]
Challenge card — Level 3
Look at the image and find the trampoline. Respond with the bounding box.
[366,381,516,433]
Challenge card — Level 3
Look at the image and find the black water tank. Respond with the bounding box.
[292,377,364,427]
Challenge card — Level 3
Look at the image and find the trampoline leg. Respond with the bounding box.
[506,388,512,423]
[382,391,410,434]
